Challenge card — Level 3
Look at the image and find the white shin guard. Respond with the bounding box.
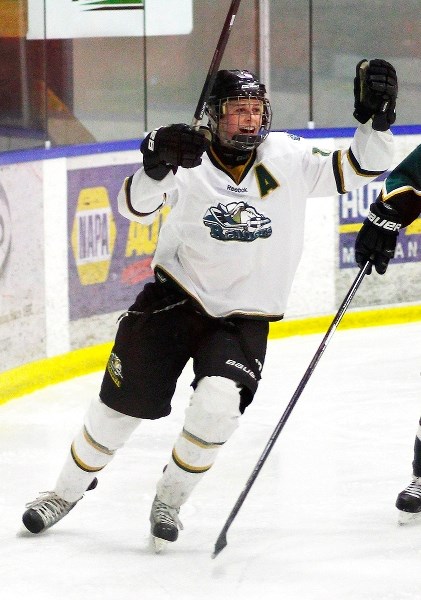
[157,376,241,508]
[55,396,141,502]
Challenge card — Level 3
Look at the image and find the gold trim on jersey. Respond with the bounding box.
[124,175,164,217]
[208,147,256,185]
[154,266,285,321]
[347,147,386,178]
[382,185,421,201]
[333,150,346,194]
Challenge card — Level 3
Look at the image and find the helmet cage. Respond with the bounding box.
[207,95,272,151]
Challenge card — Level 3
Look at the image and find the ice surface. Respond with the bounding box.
[2,322,421,599]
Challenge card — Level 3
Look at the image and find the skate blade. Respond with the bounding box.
[398,510,421,525]
[151,535,169,553]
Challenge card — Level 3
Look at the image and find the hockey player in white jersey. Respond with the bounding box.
[23,61,398,550]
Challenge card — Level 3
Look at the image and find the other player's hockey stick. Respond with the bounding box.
[191,0,242,130]
[212,260,372,558]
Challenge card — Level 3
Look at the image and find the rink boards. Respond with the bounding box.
[1,130,421,386]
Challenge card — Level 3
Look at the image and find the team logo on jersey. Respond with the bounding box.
[107,352,123,387]
[203,201,272,241]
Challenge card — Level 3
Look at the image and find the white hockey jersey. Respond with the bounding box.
[118,123,394,319]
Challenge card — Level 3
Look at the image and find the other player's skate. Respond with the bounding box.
[22,478,98,534]
[396,477,421,524]
[149,495,183,552]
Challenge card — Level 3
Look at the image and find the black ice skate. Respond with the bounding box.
[396,476,421,524]
[149,495,183,552]
[22,478,98,534]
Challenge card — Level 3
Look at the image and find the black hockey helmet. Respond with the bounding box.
[206,69,272,151]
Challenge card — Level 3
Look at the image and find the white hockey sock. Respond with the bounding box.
[55,426,116,502]
[55,397,141,502]
[156,376,241,508]
[156,429,224,507]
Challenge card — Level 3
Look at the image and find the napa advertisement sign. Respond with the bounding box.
[67,161,170,320]
[27,0,193,38]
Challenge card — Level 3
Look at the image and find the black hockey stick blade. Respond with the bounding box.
[211,261,371,558]
[212,528,228,558]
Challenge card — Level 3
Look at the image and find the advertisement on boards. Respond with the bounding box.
[338,174,421,270]
[67,162,169,321]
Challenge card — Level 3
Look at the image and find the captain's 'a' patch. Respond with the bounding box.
[254,164,280,198]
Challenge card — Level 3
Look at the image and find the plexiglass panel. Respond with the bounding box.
[0,0,420,151]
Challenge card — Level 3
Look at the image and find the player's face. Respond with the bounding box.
[218,98,263,144]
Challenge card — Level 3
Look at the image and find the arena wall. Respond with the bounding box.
[1,129,421,399]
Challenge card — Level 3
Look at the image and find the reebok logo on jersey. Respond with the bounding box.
[367,211,401,231]
[227,184,248,193]
[226,359,256,380]
[203,200,272,242]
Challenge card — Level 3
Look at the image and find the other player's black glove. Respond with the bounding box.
[353,59,398,131]
[141,124,209,181]
[355,199,401,274]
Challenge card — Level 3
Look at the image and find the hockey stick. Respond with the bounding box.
[212,260,372,558]
[191,0,242,129]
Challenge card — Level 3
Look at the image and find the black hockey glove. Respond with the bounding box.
[355,199,401,275]
[141,124,209,181]
[353,59,398,131]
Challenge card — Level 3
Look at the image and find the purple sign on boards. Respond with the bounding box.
[338,172,421,269]
[67,163,168,321]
